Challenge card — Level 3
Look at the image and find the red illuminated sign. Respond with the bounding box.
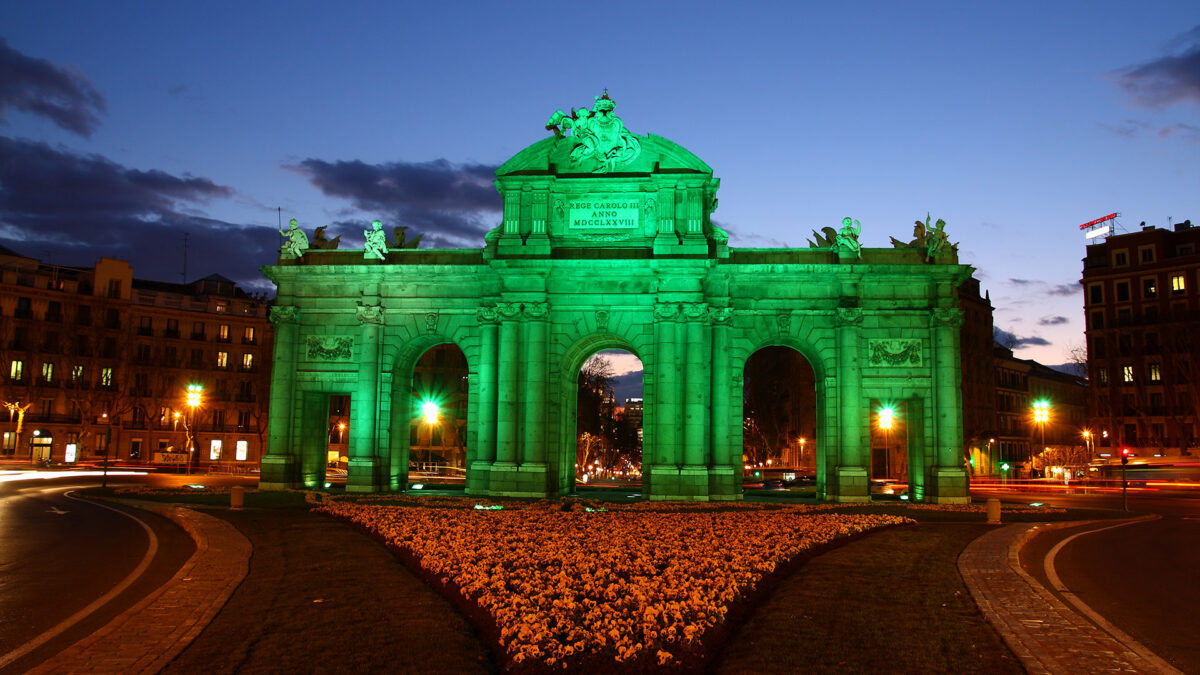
[1078,213,1118,230]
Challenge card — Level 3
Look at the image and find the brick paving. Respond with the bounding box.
[958,523,1174,674]
[28,504,251,675]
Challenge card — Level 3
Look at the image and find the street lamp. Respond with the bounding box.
[878,406,895,479]
[1082,429,1092,456]
[1033,399,1050,473]
[185,383,203,475]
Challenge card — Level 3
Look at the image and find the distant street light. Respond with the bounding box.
[422,400,439,425]
[185,383,204,475]
[1033,400,1050,469]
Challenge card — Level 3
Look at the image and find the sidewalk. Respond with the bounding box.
[958,522,1178,674]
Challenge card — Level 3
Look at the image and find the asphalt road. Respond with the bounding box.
[0,478,194,673]
[990,487,1200,674]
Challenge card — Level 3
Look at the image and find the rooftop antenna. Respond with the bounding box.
[182,232,189,283]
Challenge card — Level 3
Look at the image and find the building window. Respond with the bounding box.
[41,362,53,382]
[241,353,253,369]
[1177,244,1194,256]
[216,351,228,369]
[1145,305,1158,322]
[139,316,152,335]
[101,367,113,387]
[1097,368,1108,385]
[166,319,179,338]
[243,326,256,343]
[209,439,222,460]
[1088,284,1103,305]
[1114,250,1128,266]
[1116,281,1130,302]
[136,344,151,363]
[1143,278,1157,298]
[1092,338,1106,358]
[107,279,121,298]
[1122,365,1134,383]
[1145,332,1159,351]
[72,365,84,382]
[212,409,225,429]
[1148,362,1161,382]
[1091,311,1104,329]
[1151,423,1164,439]
[1172,274,1186,294]
[236,439,248,461]
[10,360,23,381]
[130,438,142,459]
[1139,246,1156,263]
[218,324,230,341]
[237,410,250,428]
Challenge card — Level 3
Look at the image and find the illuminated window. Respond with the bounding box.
[41,362,53,382]
[72,365,84,382]
[1148,362,1161,382]
[244,326,255,342]
[1122,365,1134,383]
[236,440,248,461]
[241,353,253,369]
[101,367,113,387]
[1172,275,1185,294]
[10,360,23,381]
[218,324,230,341]
[1097,368,1108,385]
[216,351,228,368]
[1142,278,1157,298]
[209,439,222,460]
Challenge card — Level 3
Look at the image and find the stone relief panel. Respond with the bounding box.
[867,339,923,367]
[306,335,354,362]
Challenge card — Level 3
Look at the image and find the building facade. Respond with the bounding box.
[1082,220,1200,458]
[0,249,272,470]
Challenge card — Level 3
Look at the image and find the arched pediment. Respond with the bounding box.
[497,132,712,177]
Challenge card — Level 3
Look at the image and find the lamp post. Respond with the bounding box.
[101,411,112,487]
[1033,400,1050,476]
[878,406,895,479]
[185,383,203,475]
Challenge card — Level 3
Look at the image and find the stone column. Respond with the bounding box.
[495,302,521,466]
[467,306,498,495]
[833,305,869,502]
[261,305,299,489]
[930,306,969,503]
[682,302,710,467]
[347,302,384,492]
[522,302,548,464]
[708,307,736,499]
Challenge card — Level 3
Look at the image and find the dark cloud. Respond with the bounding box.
[0,136,276,289]
[1158,123,1200,144]
[288,157,501,246]
[1038,315,1069,326]
[0,37,105,137]
[1008,278,1035,286]
[993,327,1051,349]
[1047,284,1077,296]
[1109,25,1200,107]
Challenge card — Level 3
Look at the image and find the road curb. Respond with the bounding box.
[959,518,1170,674]
[27,500,251,674]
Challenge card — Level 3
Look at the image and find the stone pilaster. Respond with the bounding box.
[495,302,521,466]
[708,307,738,500]
[832,305,869,502]
[261,305,299,489]
[930,306,969,503]
[348,301,384,492]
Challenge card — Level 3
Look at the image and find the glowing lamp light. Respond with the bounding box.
[1032,399,1050,423]
[878,406,894,430]
[186,383,204,408]
[422,401,439,424]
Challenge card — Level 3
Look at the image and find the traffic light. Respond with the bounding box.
[1121,448,1130,465]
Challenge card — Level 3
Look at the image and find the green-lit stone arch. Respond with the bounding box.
[731,333,832,496]
[260,100,971,503]
[384,332,475,491]
[553,332,648,494]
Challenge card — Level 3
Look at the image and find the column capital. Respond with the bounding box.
[930,307,964,327]
[710,306,732,324]
[476,305,499,324]
[497,301,523,319]
[355,303,385,325]
[523,301,549,319]
[682,302,709,321]
[836,307,863,326]
[270,305,299,324]
[653,302,680,320]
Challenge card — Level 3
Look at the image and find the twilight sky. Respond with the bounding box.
[1,1,1197,371]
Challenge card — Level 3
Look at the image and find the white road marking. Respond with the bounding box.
[46,506,69,515]
[1044,517,1183,675]
[0,490,159,670]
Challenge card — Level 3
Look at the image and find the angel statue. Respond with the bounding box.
[279,218,309,259]
[364,220,389,260]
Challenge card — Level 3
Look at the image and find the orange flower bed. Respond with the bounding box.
[317,502,910,669]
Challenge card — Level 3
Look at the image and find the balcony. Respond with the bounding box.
[241,337,257,345]
[164,329,180,339]
[235,393,257,403]
[191,332,207,341]
[137,327,153,337]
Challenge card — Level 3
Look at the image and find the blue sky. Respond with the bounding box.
[1,1,1197,370]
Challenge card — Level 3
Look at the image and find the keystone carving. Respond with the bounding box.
[775,313,792,333]
[595,309,610,332]
[355,304,384,325]
[424,312,439,333]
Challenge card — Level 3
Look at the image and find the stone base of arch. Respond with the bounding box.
[346,457,386,493]
[926,467,970,504]
[259,453,297,491]
[470,462,561,499]
[829,466,871,503]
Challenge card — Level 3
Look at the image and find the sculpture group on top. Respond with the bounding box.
[545,91,642,173]
[806,214,958,263]
[277,218,424,261]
